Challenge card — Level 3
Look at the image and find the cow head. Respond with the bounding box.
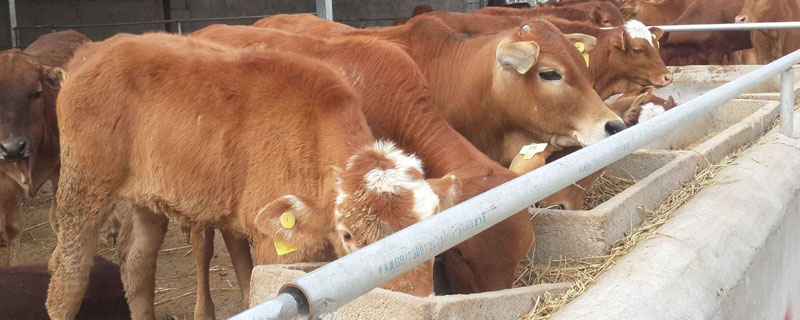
[590,2,625,27]
[333,140,461,297]
[619,1,641,20]
[608,87,677,126]
[0,51,63,193]
[735,0,768,23]
[609,21,672,89]
[492,20,626,149]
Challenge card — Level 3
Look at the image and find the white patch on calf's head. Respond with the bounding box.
[412,182,439,220]
[624,20,654,46]
[637,102,665,123]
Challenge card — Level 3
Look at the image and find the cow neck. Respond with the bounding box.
[401,28,505,158]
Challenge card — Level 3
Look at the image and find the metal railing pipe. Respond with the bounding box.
[8,0,18,48]
[232,49,800,320]
[782,69,795,137]
[655,22,800,32]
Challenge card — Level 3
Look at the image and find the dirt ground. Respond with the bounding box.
[0,182,247,320]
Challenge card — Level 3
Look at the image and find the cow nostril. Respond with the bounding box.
[605,120,627,135]
[664,74,673,83]
[735,15,747,23]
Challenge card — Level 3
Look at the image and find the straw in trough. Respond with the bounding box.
[515,132,768,320]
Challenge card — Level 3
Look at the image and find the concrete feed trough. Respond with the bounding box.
[655,65,800,102]
[248,263,570,320]
[531,98,778,264]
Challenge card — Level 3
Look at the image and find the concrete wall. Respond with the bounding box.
[14,0,166,47]
[1,0,10,50]
[5,0,479,47]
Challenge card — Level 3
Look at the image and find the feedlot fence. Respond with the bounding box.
[231,23,800,320]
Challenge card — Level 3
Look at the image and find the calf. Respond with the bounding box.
[661,0,751,65]
[45,33,457,320]
[255,15,626,163]
[534,87,677,210]
[193,24,536,305]
[0,256,129,320]
[736,0,800,63]
[546,18,672,99]
[607,86,677,126]
[0,30,88,265]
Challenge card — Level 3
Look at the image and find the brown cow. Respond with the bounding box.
[254,15,626,164]
[1,256,129,320]
[534,87,677,210]
[545,18,672,99]
[45,33,458,319]
[661,0,751,65]
[0,30,88,265]
[474,3,624,27]
[392,4,434,26]
[192,24,537,310]
[406,13,670,99]
[607,86,677,126]
[619,0,693,25]
[736,0,800,63]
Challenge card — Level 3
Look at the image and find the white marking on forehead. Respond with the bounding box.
[624,20,654,46]
[637,102,665,123]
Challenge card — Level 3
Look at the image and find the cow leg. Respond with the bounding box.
[190,225,216,320]
[46,189,114,320]
[221,228,253,306]
[116,205,167,320]
[0,176,21,266]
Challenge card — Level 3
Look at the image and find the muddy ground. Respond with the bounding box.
[0,183,247,319]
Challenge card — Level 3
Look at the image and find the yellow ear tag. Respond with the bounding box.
[519,143,548,160]
[574,42,585,53]
[279,212,296,229]
[652,33,659,49]
[61,71,67,81]
[273,239,300,256]
[583,53,590,68]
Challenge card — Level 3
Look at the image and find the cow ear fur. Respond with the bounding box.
[565,33,597,53]
[496,40,540,74]
[426,174,462,212]
[42,66,65,90]
[254,195,331,247]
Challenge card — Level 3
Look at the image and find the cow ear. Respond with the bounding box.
[612,29,627,51]
[254,195,331,251]
[666,96,677,110]
[427,174,462,212]
[42,67,65,90]
[564,33,597,54]
[496,40,540,74]
[649,27,664,42]
[631,89,653,108]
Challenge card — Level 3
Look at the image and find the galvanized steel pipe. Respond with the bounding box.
[231,50,800,320]
[8,0,17,48]
[656,22,800,32]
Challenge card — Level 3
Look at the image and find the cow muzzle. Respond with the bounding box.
[0,137,32,162]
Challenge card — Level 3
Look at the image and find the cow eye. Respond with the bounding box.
[633,48,645,54]
[343,232,352,241]
[539,70,562,81]
[31,90,43,99]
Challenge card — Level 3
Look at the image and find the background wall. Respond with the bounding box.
[0,0,484,49]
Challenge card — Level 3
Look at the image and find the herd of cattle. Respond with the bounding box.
[0,0,794,319]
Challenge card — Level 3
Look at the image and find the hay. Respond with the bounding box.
[516,133,768,320]
[582,172,637,210]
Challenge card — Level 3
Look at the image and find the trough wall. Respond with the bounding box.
[551,119,800,319]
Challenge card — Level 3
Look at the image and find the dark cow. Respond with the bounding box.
[0,30,88,265]
[0,256,129,320]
